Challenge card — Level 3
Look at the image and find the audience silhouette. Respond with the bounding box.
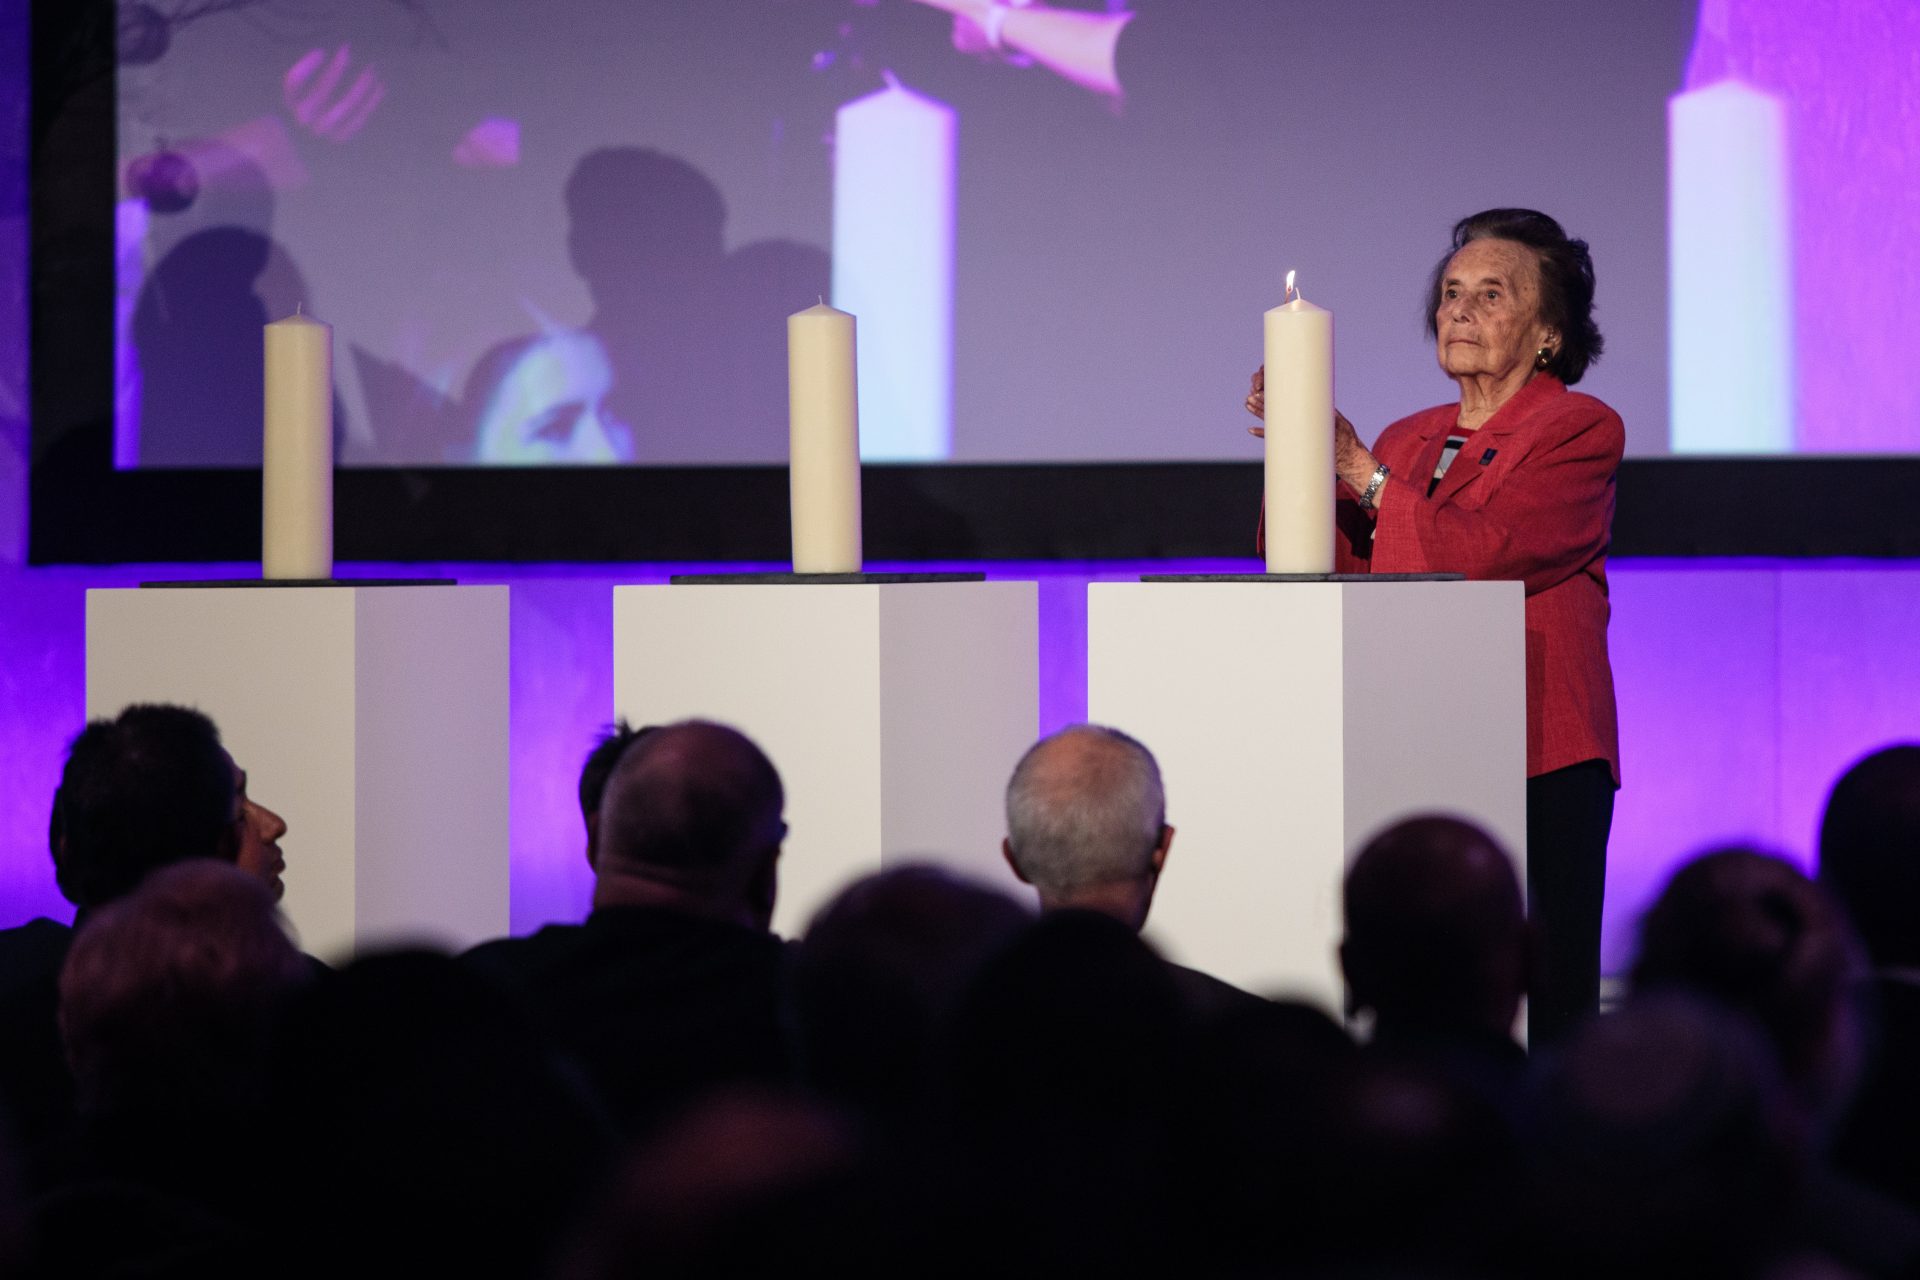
[29,862,309,1278]
[1819,744,1920,1215]
[1343,815,1531,1124]
[1003,722,1262,1021]
[263,949,611,1280]
[576,718,654,870]
[463,719,793,1139]
[1632,845,1920,1274]
[0,705,268,1163]
[792,864,1029,1124]
[1524,994,1807,1278]
[6,709,1920,1277]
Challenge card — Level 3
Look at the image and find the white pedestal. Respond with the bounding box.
[85,585,511,962]
[613,581,1038,936]
[1088,579,1526,1010]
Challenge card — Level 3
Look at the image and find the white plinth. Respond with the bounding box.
[613,581,1038,936]
[1088,579,1526,1010]
[86,585,510,961]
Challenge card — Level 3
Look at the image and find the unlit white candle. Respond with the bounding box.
[788,302,863,574]
[1261,285,1334,574]
[262,312,333,579]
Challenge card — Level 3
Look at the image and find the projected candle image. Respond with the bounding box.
[1679,0,1920,452]
[1668,78,1792,454]
[831,74,956,461]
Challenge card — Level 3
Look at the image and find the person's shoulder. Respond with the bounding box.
[0,916,73,947]
[1165,959,1268,1023]
[1509,381,1624,465]
[462,921,586,970]
[1535,380,1625,434]
[1374,402,1453,460]
[1381,402,1454,438]
[0,918,73,970]
[1560,389,1624,427]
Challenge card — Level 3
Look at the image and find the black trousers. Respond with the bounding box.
[1526,758,1615,1047]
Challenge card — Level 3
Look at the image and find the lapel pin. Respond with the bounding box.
[1480,448,1498,466]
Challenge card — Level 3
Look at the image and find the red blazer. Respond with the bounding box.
[1266,375,1623,783]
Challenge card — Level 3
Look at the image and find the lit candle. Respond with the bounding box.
[1262,272,1334,574]
[831,73,955,461]
[788,302,863,574]
[262,311,334,579]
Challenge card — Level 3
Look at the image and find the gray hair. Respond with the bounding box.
[1004,724,1165,894]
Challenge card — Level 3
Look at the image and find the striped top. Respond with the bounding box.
[1428,430,1471,496]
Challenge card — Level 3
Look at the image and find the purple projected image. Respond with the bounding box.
[110,0,1694,469]
[1675,0,1920,454]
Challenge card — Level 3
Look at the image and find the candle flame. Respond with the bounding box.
[1285,270,1297,302]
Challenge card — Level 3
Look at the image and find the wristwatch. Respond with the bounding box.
[1359,461,1391,509]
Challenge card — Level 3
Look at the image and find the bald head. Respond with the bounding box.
[1342,816,1527,1035]
[596,721,784,915]
[1004,724,1167,901]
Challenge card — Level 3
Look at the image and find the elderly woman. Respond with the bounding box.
[1249,209,1623,1044]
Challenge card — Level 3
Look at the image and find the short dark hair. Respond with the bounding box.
[1817,743,1920,968]
[54,704,238,909]
[577,719,654,821]
[1424,208,1603,385]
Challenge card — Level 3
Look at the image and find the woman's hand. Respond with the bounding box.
[1334,411,1374,488]
[1332,412,1389,504]
[1246,369,1378,489]
[1245,366,1362,452]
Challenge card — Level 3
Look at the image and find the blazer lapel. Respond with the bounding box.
[1401,425,1453,503]
[1426,375,1564,506]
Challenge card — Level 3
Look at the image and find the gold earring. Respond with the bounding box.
[1535,346,1553,369]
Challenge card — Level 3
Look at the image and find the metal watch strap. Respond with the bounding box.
[1359,462,1390,509]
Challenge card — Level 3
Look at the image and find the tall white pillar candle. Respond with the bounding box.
[262,312,334,579]
[1669,78,1793,453]
[1262,278,1334,574]
[788,302,863,573]
[831,73,955,461]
